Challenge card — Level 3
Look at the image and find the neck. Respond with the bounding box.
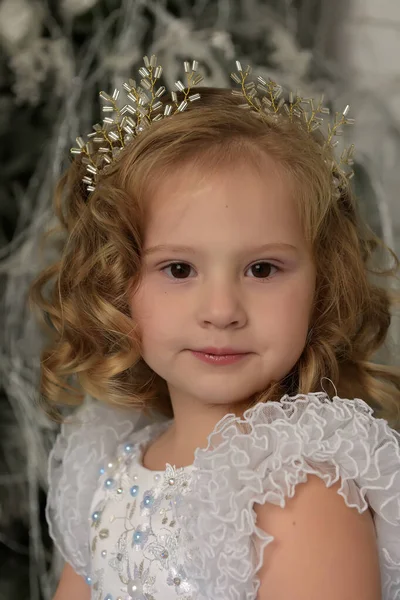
[146,390,251,469]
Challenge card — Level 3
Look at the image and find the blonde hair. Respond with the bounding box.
[29,88,400,427]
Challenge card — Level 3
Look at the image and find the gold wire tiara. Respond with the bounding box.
[71,55,355,196]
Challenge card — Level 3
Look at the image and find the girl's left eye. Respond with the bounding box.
[246,262,279,278]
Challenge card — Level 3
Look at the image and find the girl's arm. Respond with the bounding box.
[255,474,381,600]
[52,563,90,600]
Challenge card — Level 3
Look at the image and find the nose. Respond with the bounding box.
[196,278,247,330]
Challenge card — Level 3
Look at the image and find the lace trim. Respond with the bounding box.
[45,398,165,577]
[178,392,400,600]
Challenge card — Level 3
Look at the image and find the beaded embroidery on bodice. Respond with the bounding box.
[87,420,196,600]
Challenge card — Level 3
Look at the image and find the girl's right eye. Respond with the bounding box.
[161,262,195,279]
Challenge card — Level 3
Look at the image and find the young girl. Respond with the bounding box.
[29,57,400,600]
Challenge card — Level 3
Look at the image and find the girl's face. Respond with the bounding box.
[130,154,316,411]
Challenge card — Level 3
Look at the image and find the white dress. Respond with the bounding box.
[46,392,400,599]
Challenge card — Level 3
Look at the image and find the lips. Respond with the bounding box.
[194,347,248,355]
[189,347,252,366]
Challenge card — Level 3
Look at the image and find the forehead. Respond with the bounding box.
[143,154,305,249]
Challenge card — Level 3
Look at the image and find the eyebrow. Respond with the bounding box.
[143,242,300,257]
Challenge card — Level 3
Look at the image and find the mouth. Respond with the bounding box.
[189,348,252,366]
[193,347,250,356]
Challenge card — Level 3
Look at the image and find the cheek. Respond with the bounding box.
[259,277,314,339]
[130,283,177,343]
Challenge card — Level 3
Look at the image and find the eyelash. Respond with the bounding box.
[159,261,281,280]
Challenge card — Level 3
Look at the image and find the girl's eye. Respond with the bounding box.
[162,262,194,279]
[161,261,278,279]
[246,262,278,278]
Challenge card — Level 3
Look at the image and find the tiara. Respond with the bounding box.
[71,56,355,196]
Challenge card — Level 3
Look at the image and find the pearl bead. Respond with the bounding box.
[117,487,123,494]
[130,485,139,497]
[107,461,114,469]
[85,575,92,585]
[91,511,101,522]
[143,494,154,507]
[168,478,175,486]
[104,477,114,489]
[105,595,113,600]
[99,467,105,475]
[133,531,142,543]
[127,578,143,597]
[154,474,161,482]
[101,550,107,558]
[124,443,133,453]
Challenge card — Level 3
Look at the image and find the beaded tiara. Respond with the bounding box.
[71,55,355,196]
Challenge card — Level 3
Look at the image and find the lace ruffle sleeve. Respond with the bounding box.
[180,392,400,600]
[45,397,148,579]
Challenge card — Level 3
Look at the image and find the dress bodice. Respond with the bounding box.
[87,420,196,600]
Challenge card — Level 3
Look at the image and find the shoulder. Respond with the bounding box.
[254,474,381,600]
[181,393,400,599]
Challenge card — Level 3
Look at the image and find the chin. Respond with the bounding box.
[188,382,264,407]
